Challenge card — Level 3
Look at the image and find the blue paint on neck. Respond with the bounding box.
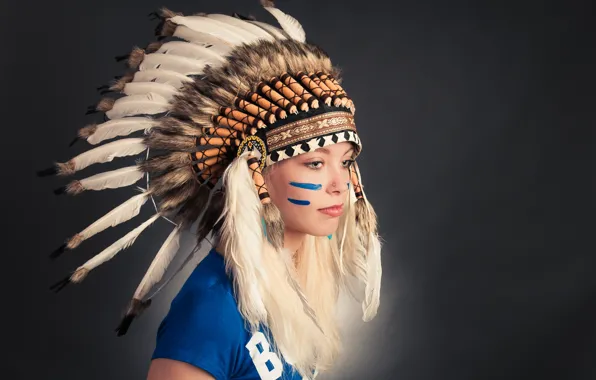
[289,181,322,191]
[288,198,310,206]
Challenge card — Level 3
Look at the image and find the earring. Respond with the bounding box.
[327,234,332,240]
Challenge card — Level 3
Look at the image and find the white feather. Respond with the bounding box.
[106,93,170,119]
[87,118,156,145]
[131,69,193,89]
[77,165,145,192]
[71,138,146,172]
[207,14,275,41]
[133,226,182,300]
[121,82,179,101]
[80,214,161,272]
[155,41,226,64]
[263,5,306,42]
[77,192,149,242]
[171,15,254,45]
[171,25,233,55]
[248,20,288,39]
[138,54,211,75]
[362,232,382,322]
[220,153,268,328]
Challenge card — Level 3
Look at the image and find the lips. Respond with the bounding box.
[318,204,344,217]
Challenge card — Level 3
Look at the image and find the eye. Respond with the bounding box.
[305,161,323,170]
[342,159,355,168]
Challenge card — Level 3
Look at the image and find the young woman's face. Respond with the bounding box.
[265,142,355,237]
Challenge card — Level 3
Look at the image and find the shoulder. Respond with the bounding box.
[152,250,247,379]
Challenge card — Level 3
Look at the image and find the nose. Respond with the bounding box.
[326,167,349,195]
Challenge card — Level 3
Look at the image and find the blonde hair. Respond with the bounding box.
[217,154,373,378]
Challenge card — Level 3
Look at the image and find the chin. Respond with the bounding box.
[304,220,341,237]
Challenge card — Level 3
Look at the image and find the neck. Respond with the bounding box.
[283,228,306,256]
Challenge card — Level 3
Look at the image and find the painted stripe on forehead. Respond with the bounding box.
[289,181,322,191]
[288,198,310,206]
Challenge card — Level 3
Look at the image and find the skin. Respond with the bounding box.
[147,142,355,379]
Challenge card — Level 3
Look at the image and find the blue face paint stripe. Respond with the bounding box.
[288,198,310,206]
[289,181,322,191]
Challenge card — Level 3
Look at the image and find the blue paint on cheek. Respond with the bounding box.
[288,198,310,206]
[289,181,322,191]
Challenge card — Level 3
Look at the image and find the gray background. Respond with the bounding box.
[0,0,594,379]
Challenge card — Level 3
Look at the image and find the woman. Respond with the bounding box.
[41,2,382,379]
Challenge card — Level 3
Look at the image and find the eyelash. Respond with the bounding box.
[304,160,354,170]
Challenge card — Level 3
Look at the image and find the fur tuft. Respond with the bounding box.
[56,161,76,176]
[65,180,84,195]
[127,47,145,69]
[140,152,192,173]
[71,268,89,283]
[145,131,197,152]
[78,124,97,139]
[145,41,163,53]
[159,7,181,19]
[260,0,275,7]
[262,202,284,249]
[96,97,116,112]
[66,233,84,250]
[159,20,177,37]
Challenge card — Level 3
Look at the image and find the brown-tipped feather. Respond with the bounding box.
[108,74,133,92]
[70,268,89,283]
[145,41,164,54]
[260,0,276,7]
[65,180,85,195]
[96,98,116,112]
[127,47,145,69]
[78,124,97,139]
[159,7,182,19]
[66,234,84,250]
[159,20,177,37]
[56,161,76,176]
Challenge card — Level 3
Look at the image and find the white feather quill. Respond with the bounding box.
[249,20,288,39]
[138,54,210,75]
[171,26,233,55]
[207,14,275,41]
[68,192,149,248]
[171,15,253,45]
[132,226,182,300]
[85,118,156,145]
[106,93,170,119]
[121,82,179,100]
[79,213,161,272]
[131,69,193,89]
[71,165,145,193]
[155,41,227,63]
[262,4,306,42]
[68,138,146,172]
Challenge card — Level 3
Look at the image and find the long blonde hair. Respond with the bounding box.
[217,153,376,378]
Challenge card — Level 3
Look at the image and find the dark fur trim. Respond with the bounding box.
[140,152,192,173]
[145,131,197,152]
[127,47,145,69]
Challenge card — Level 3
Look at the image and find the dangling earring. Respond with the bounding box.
[327,234,332,240]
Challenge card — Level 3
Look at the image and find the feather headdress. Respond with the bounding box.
[39,0,380,336]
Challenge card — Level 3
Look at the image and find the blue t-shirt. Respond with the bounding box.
[152,248,306,380]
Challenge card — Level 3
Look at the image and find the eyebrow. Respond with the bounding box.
[315,146,355,156]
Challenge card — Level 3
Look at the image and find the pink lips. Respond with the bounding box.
[318,204,344,217]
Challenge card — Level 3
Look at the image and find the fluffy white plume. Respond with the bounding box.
[133,225,182,300]
[219,153,268,329]
[262,3,306,42]
[85,118,156,145]
[79,213,161,272]
[362,232,382,321]
[106,93,170,119]
[68,138,146,172]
